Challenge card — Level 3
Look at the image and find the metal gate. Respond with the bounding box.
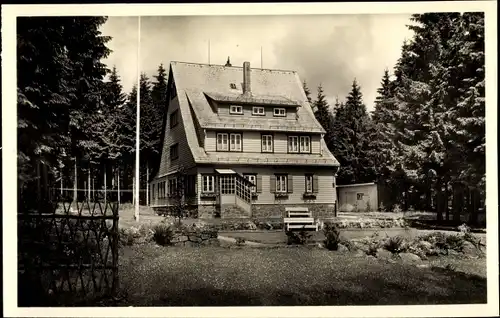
[17,190,119,306]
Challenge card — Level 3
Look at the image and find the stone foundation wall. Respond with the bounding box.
[251,203,336,219]
[198,204,218,219]
[220,204,251,219]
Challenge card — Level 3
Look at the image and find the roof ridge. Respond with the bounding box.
[171,61,297,73]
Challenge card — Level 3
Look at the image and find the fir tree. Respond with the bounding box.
[303,80,313,105]
[313,85,335,150]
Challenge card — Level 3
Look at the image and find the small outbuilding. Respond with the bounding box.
[336,182,378,212]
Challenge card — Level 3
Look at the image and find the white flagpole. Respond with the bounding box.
[135,16,141,222]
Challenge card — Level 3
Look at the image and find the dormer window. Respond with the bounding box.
[230,105,243,115]
[252,106,265,116]
[230,83,237,89]
[274,108,286,117]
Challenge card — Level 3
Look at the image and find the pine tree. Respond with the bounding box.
[150,64,169,173]
[303,80,313,105]
[17,17,110,193]
[313,85,334,150]
[332,80,375,185]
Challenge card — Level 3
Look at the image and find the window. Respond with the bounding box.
[288,136,299,153]
[276,175,288,193]
[244,174,257,193]
[262,135,273,152]
[220,175,235,194]
[217,133,229,151]
[274,108,286,117]
[230,133,242,151]
[152,184,156,199]
[300,136,311,153]
[202,175,215,193]
[230,105,243,114]
[252,106,265,116]
[230,83,237,89]
[170,110,178,128]
[168,178,177,196]
[170,144,179,160]
[218,132,241,151]
[357,193,364,201]
[305,174,314,193]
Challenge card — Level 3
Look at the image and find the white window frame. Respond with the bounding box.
[262,135,273,153]
[305,174,313,193]
[274,108,286,117]
[230,105,243,114]
[252,106,265,116]
[168,178,177,196]
[276,175,288,193]
[244,174,257,193]
[288,136,299,153]
[217,133,229,151]
[300,136,311,153]
[202,175,215,193]
[230,133,242,151]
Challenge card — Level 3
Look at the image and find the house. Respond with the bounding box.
[336,182,379,212]
[149,60,340,219]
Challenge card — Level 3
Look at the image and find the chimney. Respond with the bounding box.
[243,61,251,95]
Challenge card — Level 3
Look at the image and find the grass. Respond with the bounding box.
[116,244,486,306]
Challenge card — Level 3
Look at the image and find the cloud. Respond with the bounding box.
[100,14,413,112]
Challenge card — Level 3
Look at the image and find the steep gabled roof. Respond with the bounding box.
[161,61,339,169]
[171,61,326,133]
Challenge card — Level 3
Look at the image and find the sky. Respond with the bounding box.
[100,14,414,112]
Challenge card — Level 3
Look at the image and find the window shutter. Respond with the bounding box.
[256,175,262,193]
[313,175,319,193]
[287,175,293,193]
[270,175,276,193]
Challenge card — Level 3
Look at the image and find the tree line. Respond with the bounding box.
[305,13,485,224]
[17,16,167,205]
[17,14,485,224]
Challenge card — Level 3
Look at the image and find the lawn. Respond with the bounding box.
[116,244,486,306]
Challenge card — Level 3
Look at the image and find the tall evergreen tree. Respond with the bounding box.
[303,80,313,105]
[313,85,334,150]
[150,64,169,173]
[17,17,110,192]
[332,80,375,185]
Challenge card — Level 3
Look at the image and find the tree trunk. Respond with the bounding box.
[146,162,149,206]
[104,163,107,206]
[88,167,91,200]
[36,160,41,204]
[453,184,462,223]
[444,182,450,222]
[73,158,77,203]
[60,168,63,196]
[468,189,478,225]
[117,166,121,205]
[436,180,443,222]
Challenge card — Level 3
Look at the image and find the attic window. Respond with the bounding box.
[230,105,243,115]
[274,108,286,117]
[230,83,237,89]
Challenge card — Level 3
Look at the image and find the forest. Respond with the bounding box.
[17,13,485,224]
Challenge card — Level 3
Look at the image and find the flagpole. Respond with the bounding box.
[135,15,141,222]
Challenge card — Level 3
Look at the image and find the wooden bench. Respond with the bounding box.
[283,207,318,231]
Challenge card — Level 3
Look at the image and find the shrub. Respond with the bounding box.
[152,223,174,246]
[445,234,465,251]
[378,201,387,212]
[286,227,312,245]
[235,237,246,246]
[119,228,135,246]
[384,235,408,253]
[392,204,402,213]
[323,222,341,251]
[339,238,356,251]
[463,232,482,248]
